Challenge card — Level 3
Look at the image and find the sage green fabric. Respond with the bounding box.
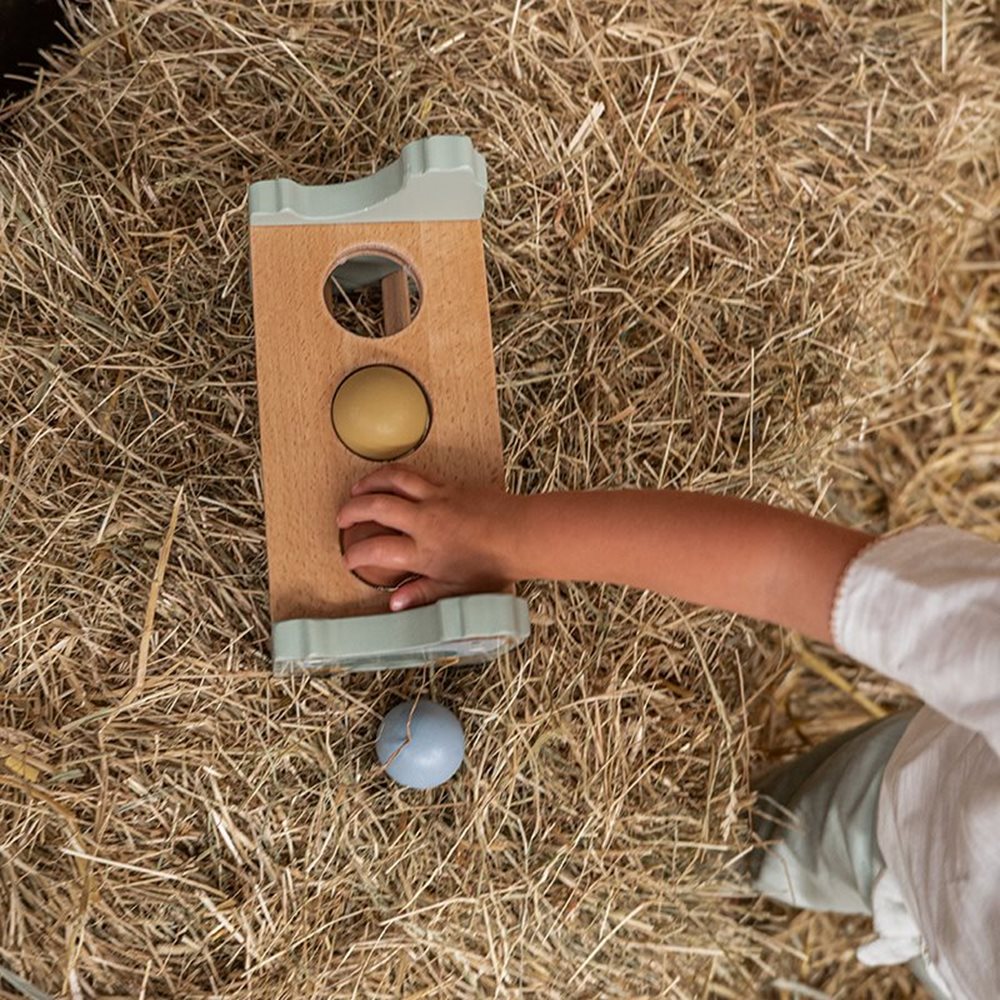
[750,711,916,912]
[750,710,950,999]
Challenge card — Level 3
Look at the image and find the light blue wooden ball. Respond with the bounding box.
[376,699,465,789]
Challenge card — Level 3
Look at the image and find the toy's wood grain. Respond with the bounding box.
[250,220,504,622]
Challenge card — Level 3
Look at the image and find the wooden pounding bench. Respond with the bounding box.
[248,136,530,674]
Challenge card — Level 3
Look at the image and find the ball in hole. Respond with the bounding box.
[376,700,465,789]
[340,521,412,590]
[332,365,430,461]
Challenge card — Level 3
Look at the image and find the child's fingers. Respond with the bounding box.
[350,464,438,500]
[342,533,419,575]
[388,577,465,612]
[337,493,417,532]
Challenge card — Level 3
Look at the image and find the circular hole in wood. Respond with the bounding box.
[339,521,415,590]
[331,364,431,462]
[324,250,421,338]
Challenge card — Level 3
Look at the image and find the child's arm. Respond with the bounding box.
[337,465,872,645]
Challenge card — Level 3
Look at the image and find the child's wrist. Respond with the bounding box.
[489,493,531,583]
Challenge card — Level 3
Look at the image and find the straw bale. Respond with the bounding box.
[0,2,996,997]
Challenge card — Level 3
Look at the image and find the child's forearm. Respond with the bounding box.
[503,491,872,644]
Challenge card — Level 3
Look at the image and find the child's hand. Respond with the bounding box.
[336,465,519,611]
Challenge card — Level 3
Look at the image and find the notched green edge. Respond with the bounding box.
[249,135,487,226]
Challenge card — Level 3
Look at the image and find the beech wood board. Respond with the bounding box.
[250,219,504,622]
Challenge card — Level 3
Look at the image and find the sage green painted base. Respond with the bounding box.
[272,594,530,674]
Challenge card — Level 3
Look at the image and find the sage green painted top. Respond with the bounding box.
[249,135,487,226]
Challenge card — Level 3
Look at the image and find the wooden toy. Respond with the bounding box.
[248,136,530,673]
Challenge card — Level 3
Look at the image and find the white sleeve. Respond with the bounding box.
[832,525,1000,757]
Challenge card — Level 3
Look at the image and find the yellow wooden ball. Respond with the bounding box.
[332,365,430,461]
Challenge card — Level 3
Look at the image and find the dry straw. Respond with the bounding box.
[1,2,997,998]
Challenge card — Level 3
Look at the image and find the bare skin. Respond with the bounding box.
[336,464,873,645]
